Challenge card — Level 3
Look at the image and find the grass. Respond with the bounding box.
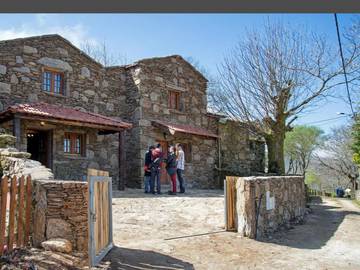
[352,199,360,208]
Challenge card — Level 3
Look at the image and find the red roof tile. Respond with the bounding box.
[0,103,132,131]
[152,120,219,138]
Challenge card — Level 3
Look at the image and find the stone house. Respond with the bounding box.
[0,34,265,189]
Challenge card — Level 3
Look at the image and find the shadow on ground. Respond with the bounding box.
[103,246,194,270]
[260,197,360,250]
[113,188,223,199]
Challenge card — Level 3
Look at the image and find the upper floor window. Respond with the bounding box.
[42,69,65,95]
[168,91,181,111]
[64,133,85,156]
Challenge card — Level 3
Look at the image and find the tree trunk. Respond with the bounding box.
[265,128,286,175]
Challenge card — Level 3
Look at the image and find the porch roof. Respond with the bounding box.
[0,102,132,131]
[151,120,219,139]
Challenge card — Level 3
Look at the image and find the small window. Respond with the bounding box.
[64,133,85,155]
[42,69,65,95]
[168,91,181,110]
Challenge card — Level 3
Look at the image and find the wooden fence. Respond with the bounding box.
[0,175,32,255]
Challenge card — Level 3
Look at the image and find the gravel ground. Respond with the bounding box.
[2,190,359,270]
[103,189,360,270]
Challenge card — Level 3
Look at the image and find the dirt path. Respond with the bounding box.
[104,190,360,270]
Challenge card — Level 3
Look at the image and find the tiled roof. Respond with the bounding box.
[152,120,219,138]
[0,102,132,131]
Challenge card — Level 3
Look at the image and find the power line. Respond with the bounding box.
[334,14,356,118]
[300,115,347,125]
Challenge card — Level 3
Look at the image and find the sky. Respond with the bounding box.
[0,13,358,134]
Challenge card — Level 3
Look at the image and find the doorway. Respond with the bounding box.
[27,130,52,168]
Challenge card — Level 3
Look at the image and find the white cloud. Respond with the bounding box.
[0,16,98,48]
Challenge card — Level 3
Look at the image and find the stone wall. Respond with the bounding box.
[234,175,306,238]
[0,34,266,189]
[32,180,88,254]
[0,35,130,187]
[125,56,219,188]
[219,120,265,178]
[0,133,53,180]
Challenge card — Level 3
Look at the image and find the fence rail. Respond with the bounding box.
[0,175,32,255]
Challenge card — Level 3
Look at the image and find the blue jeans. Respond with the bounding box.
[144,175,151,192]
[150,168,161,193]
[177,169,185,193]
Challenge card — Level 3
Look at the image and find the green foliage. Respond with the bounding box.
[352,116,360,166]
[285,125,324,174]
[305,170,321,186]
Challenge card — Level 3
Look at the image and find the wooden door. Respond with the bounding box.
[87,169,113,267]
[158,141,169,184]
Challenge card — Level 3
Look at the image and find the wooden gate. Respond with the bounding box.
[0,175,32,255]
[87,169,113,267]
[224,176,237,231]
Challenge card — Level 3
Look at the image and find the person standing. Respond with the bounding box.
[144,145,154,193]
[166,145,177,195]
[150,144,163,195]
[176,143,185,193]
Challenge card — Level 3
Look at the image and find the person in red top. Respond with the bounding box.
[150,143,163,194]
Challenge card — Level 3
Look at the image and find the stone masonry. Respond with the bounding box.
[0,35,130,187]
[32,180,88,254]
[234,175,306,238]
[0,34,265,189]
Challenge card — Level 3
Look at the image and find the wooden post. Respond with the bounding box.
[24,176,32,246]
[8,176,17,251]
[13,116,21,150]
[0,177,8,254]
[118,130,126,191]
[17,176,25,247]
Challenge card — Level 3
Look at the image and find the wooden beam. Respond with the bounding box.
[118,131,126,191]
[18,115,126,132]
[13,116,21,149]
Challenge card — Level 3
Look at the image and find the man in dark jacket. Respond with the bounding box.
[150,143,163,194]
[144,145,155,193]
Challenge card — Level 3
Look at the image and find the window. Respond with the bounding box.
[42,69,65,95]
[64,133,85,155]
[168,91,181,110]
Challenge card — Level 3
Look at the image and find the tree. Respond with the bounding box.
[305,170,322,190]
[285,125,323,175]
[352,115,360,166]
[210,21,360,174]
[81,40,129,67]
[316,125,359,190]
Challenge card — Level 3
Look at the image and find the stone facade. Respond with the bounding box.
[0,35,129,187]
[124,56,220,188]
[234,175,306,238]
[0,34,265,189]
[32,180,88,254]
[218,119,265,180]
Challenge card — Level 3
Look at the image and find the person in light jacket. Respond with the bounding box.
[176,143,185,193]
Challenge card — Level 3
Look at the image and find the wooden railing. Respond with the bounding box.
[0,175,32,255]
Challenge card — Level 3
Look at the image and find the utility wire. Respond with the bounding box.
[301,115,347,125]
[334,14,356,118]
